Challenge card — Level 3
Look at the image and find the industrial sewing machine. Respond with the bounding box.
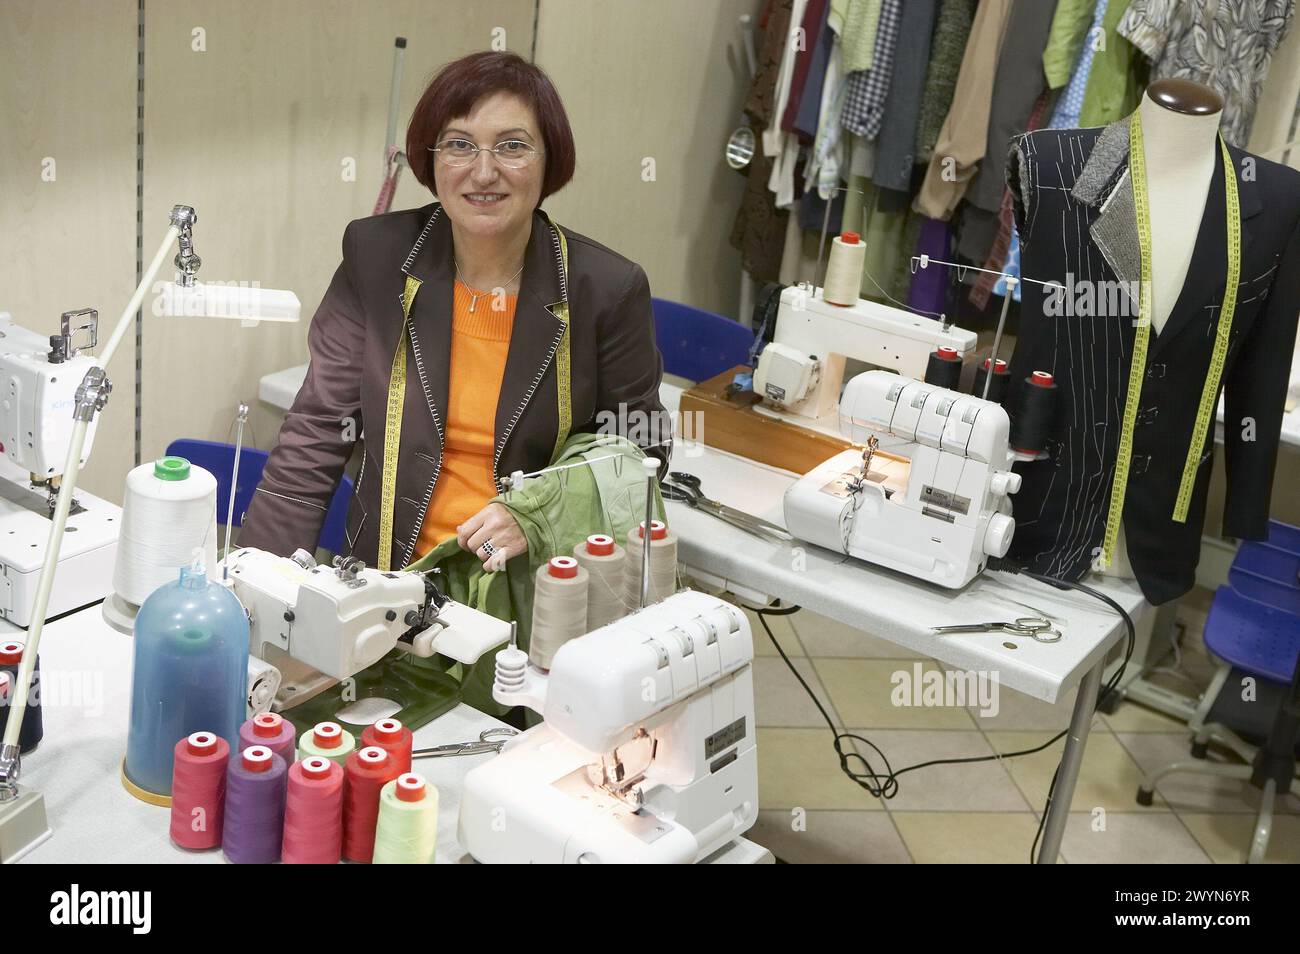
[784,371,1021,588]
[0,310,120,625]
[221,546,511,715]
[458,590,758,863]
[751,285,978,433]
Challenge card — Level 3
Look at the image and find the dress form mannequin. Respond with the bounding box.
[1100,80,1224,580]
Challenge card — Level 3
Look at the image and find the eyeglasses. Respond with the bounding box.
[429,138,544,169]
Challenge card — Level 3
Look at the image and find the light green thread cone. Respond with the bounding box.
[296,725,356,766]
[372,776,438,864]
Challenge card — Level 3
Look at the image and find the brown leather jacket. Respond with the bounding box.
[239,202,669,569]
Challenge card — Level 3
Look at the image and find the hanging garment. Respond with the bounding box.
[871,0,939,193]
[1043,0,1098,90]
[733,0,796,282]
[914,0,1015,220]
[1048,0,1110,130]
[1076,0,1147,128]
[1004,117,1300,604]
[792,2,837,145]
[763,0,811,158]
[782,0,831,135]
[914,0,977,163]
[959,0,1059,265]
[805,35,848,196]
[1117,0,1295,146]
[840,0,903,139]
[836,0,883,72]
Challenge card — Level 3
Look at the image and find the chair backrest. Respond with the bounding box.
[1228,520,1300,616]
[163,438,353,555]
[651,297,755,383]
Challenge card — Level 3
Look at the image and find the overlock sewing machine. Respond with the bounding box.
[457,590,758,863]
[222,546,511,715]
[784,370,1022,588]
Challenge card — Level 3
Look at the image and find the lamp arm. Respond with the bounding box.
[0,215,187,791]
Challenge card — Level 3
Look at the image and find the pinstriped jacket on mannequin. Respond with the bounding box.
[1004,118,1300,605]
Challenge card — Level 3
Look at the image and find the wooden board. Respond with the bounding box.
[678,367,853,475]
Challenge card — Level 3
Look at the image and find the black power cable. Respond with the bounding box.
[744,558,1135,863]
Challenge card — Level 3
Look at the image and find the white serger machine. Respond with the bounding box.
[222,547,511,714]
[784,371,1021,589]
[458,590,758,864]
[751,285,978,430]
[0,310,120,625]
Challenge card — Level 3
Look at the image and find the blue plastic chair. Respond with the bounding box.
[1136,520,1300,861]
[164,438,354,555]
[651,297,755,383]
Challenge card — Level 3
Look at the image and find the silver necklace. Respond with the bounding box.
[454,259,525,312]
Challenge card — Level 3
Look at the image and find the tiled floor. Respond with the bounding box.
[733,593,1300,864]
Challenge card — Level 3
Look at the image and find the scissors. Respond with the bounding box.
[662,472,793,542]
[932,617,1063,643]
[411,727,519,759]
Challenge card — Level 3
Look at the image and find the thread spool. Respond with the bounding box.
[974,358,1011,404]
[573,534,627,630]
[221,745,287,864]
[1010,371,1058,455]
[361,718,413,775]
[0,640,41,754]
[623,521,678,608]
[530,557,589,670]
[238,712,295,766]
[342,745,402,863]
[823,231,866,306]
[169,731,229,850]
[372,772,439,864]
[281,756,345,864]
[113,457,218,608]
[924,347,963,390]
[297,721,355,766]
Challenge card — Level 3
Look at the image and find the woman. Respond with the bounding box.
[240,51,668,571]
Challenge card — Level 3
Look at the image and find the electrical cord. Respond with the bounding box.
[743,559,1135,863]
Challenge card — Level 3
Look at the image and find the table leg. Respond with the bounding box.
[1036,659,1104,864]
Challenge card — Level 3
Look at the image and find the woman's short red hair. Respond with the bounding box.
[406,51,576,203]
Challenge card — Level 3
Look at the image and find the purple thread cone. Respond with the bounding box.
[221,751,288,863]
[238,715,296,767]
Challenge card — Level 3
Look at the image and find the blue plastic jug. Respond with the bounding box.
[124,563,248,799]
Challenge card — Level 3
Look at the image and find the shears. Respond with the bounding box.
[932,617,1063,643]
[662,471,792,542]
[411,727,519,759]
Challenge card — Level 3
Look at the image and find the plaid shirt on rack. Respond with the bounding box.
[840,0,901,139]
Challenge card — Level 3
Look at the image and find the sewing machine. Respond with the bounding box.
[750,285,978,433]
[784,371,1021,588]
[0,311,120,625]
[458,590,758,864]
[221,546,511,714]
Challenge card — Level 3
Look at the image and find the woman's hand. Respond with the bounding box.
[457,502,527,571]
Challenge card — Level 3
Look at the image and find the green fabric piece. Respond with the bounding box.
[1078,0,1147,127]
[841,0,883,72]
[1043,0,1096,90]
[403,432,665,718]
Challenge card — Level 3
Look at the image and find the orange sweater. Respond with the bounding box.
[416,280,516,556]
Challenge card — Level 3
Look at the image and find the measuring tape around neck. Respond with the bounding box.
[1100,110,1240,567]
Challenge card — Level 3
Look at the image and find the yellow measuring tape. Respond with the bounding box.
[376,217,572,570]
[540,210,573,464]
[377,274,422,571]
[1100,110,1240,567]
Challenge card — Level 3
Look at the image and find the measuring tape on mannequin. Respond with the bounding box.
[1100,110,1240,567]
[377,216,573,571]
